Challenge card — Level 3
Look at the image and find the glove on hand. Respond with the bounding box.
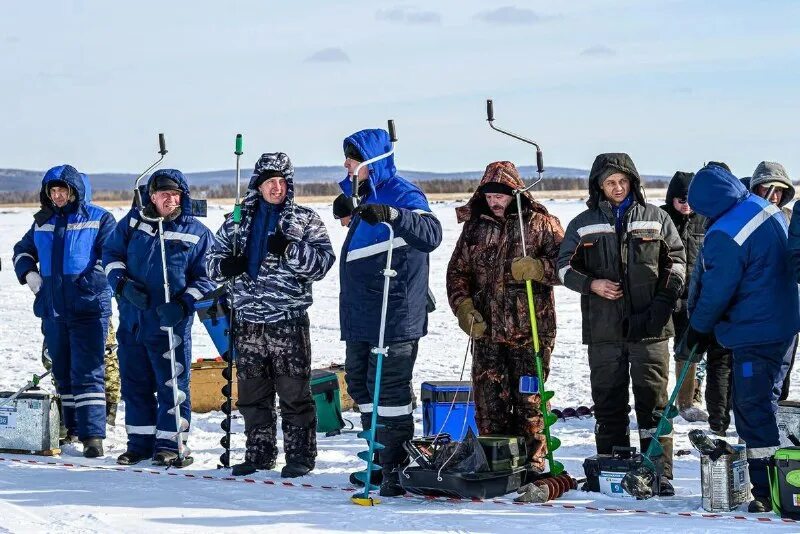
[157,301,188,328]
[455,299,487,339]
[25,271,43,294]
[511,257,545,282]
[267,231,291,256]
[219,255,248,278]
[356,204,398,225]
[118,277,149,310]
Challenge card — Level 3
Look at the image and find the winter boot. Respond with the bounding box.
[379,466,406,497]
[281,462,312,478]
[232,460,274,476]
[676,362,697,411]
[60,432,79,446]
[748,495,772,513]
[117,450,149,465]
[152,449,194,468]
[106,403,118,427]
[656,476,675,497]
[82,438,104,458]
[349,469,383,488]
[679,405,709,423]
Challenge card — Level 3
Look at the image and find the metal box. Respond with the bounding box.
[700,443,749,512]
[0,390,60,453]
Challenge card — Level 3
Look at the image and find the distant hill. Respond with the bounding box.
[0,166,669,193]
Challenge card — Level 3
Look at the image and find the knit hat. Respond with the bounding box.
[480,181,515,196]
[344,143,363,162]
[253,169,285,190]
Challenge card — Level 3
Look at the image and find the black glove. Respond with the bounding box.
[682,326,713,360]
[156,301,188,328]
[267,231,290,256]
[117,277,149,310]
[355,203,397,225]
[219,255,248,278]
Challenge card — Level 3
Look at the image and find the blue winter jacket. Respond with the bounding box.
[13,165,116,320]
[687,164,799,349]
[102,169,215,335]
[339,129,442,344]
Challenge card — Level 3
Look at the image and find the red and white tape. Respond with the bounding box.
[1,455,796,527]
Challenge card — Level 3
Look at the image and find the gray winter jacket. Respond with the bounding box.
[749,160,794,221]
[558,153,686,344]
[207,153,335,323]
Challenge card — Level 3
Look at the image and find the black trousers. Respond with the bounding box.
[588,340,673,477]
[345,339,418,468]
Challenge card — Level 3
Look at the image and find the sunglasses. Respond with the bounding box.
[676,198,688,204]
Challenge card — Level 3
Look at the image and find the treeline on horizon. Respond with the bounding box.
[0,176,669,204]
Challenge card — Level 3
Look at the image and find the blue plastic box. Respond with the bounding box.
[194,287,234,360]
[421,381,478,440]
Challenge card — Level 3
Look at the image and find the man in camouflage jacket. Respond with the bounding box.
[447,161,564,472]
[558,153,685,495]
[207,152,335,478]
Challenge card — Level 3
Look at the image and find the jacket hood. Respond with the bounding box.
[244,152,295,211]
[687,164,748,221]
[138,168,206,218]
[666,171,694,205]
[749,161,794,207]
[39,164,85,208]
[587,153,645,209]
[455,161,549,223]
[341,129,396,195]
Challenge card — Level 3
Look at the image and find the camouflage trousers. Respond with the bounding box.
[472,339,553,472]
[42,320,121,427]
[235,314,317,469]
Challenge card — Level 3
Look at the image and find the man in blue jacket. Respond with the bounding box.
[686,163,800,512]
[339,128,442,496]
[103,169,214,467]
[13,165,116,458]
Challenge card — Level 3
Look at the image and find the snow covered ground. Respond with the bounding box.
[1,198,796,533]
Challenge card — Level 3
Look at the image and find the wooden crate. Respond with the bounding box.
[190,359,237,414]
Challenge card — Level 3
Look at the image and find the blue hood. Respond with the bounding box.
[81,173,92,203]
[137,168,206,217]
[687,164,749,221]
[39,164,86,207]
[341,128,396,196]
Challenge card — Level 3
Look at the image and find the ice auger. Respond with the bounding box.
[219,133,244,469]
[486,99,564,477]
[132,134,192,467]
[351,120,398,506]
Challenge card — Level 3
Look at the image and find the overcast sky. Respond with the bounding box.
[2,0,799,178]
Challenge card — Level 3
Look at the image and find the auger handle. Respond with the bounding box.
[388,120,397,142]
[235,133,243,156]
[537,150,544,175]
[158,133,168,156]
[486,99,494,122]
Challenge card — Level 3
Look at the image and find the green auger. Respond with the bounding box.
[621,350,697,498]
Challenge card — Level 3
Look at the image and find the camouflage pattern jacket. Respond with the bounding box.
[207,153,335,324]
[447,161,565,348]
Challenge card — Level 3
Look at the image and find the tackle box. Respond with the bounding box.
[769,446,800,519]
[478,435,528,471]
[195,287,233,360]
[582,446,652,499]
[400,466,527,499]
[421,381,478,440]
[311,370,345,436]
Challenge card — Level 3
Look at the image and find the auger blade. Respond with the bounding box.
[663,405,679,419]
[542,390,555,403]
[547,436,561,451]
[544,413,558,427]
[549,460,565,476]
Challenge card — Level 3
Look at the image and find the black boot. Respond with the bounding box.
[152,449,194,468]
[656,476,675,497]
[281,462,312,478]
[748,495,772,513]
[379,466,406,497]
[349,469,383,487]
[232,460,274,476]
[117,450,149,465]
[82,438,104,458]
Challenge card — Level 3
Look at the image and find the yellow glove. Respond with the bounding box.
[511,256,544,282]
[455,299,487,339]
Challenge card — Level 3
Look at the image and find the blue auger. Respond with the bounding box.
[346,120,398,506]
